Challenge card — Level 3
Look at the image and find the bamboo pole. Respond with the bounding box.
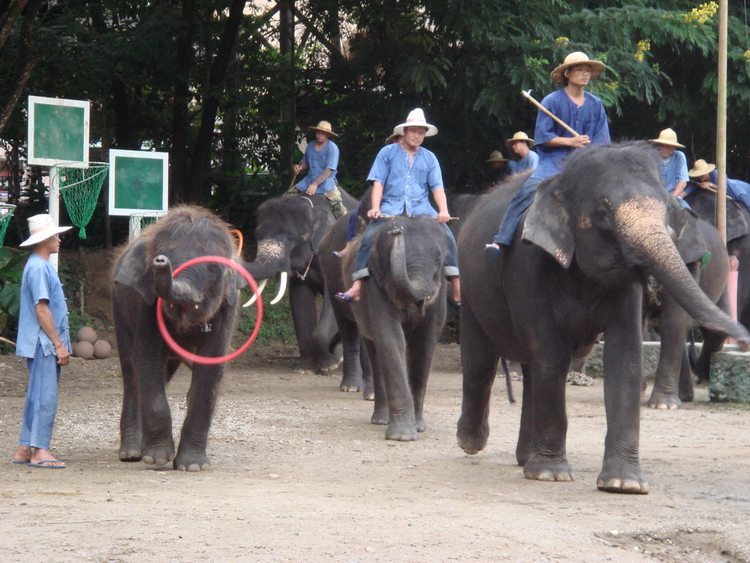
[717,0,728,243]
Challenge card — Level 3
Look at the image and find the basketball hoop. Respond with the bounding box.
[53,161,109,239]
[0,203,16,247]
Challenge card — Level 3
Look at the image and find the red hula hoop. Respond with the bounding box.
[156,255,263,365]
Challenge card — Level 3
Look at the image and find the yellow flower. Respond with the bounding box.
[634,39,651,62]
[555,37,569,45]
[744,50,750,62]
[679,1,719,24]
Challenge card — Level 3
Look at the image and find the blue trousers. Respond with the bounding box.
[492,176,543,246]
[352,217,459,281]
[18,343,61,450]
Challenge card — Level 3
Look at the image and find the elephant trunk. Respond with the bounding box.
[152,255,204,304]
[615,198,750,347]
[389,227,435,303]
[246,240,290,306]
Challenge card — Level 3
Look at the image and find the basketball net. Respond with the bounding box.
[53,162,109,239]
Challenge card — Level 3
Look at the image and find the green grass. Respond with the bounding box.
[237,279,296,345]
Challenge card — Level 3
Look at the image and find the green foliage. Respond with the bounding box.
[237,279,297,346]
[0,247,25,333]
[67,310,97,341]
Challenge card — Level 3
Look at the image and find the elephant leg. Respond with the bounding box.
[374,327,417,441]
[337,315,364,393]
[695,288,729,383]
[677,345,695,402]
[360,339,374,401]
[648,290,691,409]
[289,279,322,374]
[406,302,445,433]
[365,337,388,425]
[457,303,499,455]
[515,363,533,466]
[313,290,343,373]
[598,282,649,494]
[117,342,142,461]
[137,351,175,467]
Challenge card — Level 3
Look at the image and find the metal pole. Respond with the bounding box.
[716,0,728,243]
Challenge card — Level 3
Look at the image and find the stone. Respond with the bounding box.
[73,340,95,360]
[93,339,111,359]
[77,326,97,344]
[709,350,750,403]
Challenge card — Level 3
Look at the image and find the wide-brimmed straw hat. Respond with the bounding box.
[485,150,507,163]
[20,214,72,247]
[393,108,438,137]
[650,128,685,148]
[505,131,535,148]
[384,127,402,144]
[309,121,337,137]
[550,52,606,84]
[689,159,716,178]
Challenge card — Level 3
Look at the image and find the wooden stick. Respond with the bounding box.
[699,183,733,200]
[0,335,16,347]
[377,215,459,220]
[521,90,579,137]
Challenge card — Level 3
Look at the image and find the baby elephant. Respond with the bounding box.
[112,206,243,471]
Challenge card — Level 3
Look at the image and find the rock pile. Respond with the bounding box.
[72,326,112,359]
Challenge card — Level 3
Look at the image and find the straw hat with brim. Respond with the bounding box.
[385,128,402,144]
[485,151,508,163]
[393,108,438,137]
[505,131,535,148]
[689,159,716,178]
[650,128,685,148]
[310,121,337,137]
[550,52,606,84]
[20,214,72,247]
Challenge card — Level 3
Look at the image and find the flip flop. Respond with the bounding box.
[332,251,345,259]
[335,292,356,303]
[11,460,29,465]
[483,244,501,260]
[28,459,66,469]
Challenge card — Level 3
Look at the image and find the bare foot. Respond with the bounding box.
[337,279,363,303]
[29,448,66,468]
[13,445,32,463]
[449,276,461,304]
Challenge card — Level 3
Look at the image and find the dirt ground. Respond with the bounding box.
[1,340,750,563]
[1,247,750,562]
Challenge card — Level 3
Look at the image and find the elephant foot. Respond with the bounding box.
[523,453,574,482]
[385,421,418,441]
[371,405,388,426]
[647,391,681,410]
[319,357,343,373]
[339,374,364,393]
[597,461,649,494]
[118,447,142,462]
[416,416,426,433]
[174,452,210,472]
[456,416,489,455]
[141,444,175,467]
[678,390,694,403]
[293,358,319,375]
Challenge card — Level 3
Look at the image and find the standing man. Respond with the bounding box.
[506,131,538,174]
[650,128,689,200]
[335,108,460,304]
[289,120,345,218]
[485,52,610,257]
[12,214,72,469]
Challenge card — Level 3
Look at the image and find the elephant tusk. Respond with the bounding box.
[242,278,267,307]
[270,271,288,305]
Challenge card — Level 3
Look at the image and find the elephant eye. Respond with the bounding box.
[593,204,611,225]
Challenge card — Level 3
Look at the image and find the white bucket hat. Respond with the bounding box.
[20,214,72,247]
[394,108,438,137]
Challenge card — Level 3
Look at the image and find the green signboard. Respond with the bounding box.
[108,149,169,216]
[28,96,89,166]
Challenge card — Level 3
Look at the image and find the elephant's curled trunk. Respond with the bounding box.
[389,227,435,303]
[153,255,204,304]
[615,199,750,348]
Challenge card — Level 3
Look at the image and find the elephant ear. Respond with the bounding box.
[522,176,575,268]
[113,239,156,305]
[726,199,750,242]
[671,205,710,265]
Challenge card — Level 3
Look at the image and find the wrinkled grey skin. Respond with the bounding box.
[328,215,448,441]
[319,210,374,399]
[112,206,243,472]
[685,189,750,333]
[644,214,730,409]
[246,191,358,374]
[456,143,750,494]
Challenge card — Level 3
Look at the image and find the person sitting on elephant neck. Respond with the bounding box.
[650,128,690,208]
[335,108,460,304]
[333,129,402,260]
[484,52,610,258]
[287,120,345,218]
[485,150,511,186]
[506,131,538,174]
[688,158,750,210]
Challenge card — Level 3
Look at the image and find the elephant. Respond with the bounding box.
[456,142,750,494]
[644,213,730,409]
[112,206,244,471]
[685,188,750,331]
[321,215,449,440]
[245,190,359,374]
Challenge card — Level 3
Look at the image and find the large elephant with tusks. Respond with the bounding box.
[457,143,750,494]
[112,206,244,471]
[245,191,358,374]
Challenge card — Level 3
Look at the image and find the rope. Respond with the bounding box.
[55,163,109,239]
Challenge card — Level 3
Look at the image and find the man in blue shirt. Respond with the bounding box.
[12,214,72,469]
[651,128,689,200]
[506,131,538,174]
[336,108,460,304]
[288,120,345,217]
[485,52,610,257]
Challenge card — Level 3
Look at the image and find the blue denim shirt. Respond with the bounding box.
[659,150,689,193]
[532,89,610,181]
[509,151,538,174]
[16,253,70,359]
[367,143,443,217]
[296,139,339,194]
